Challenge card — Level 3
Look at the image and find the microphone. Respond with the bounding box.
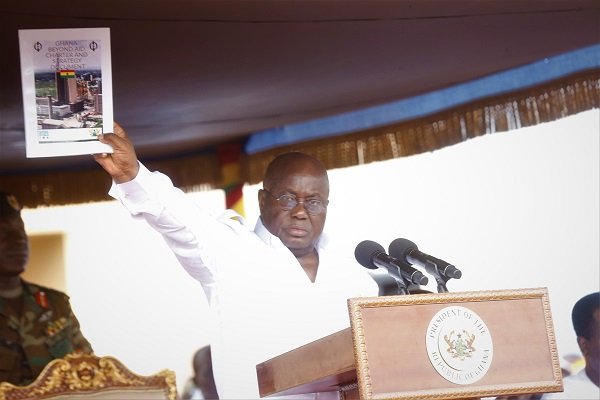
[388,238,462,279]
[354,240,429,285]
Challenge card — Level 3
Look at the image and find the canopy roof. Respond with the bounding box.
[0,1,599,206]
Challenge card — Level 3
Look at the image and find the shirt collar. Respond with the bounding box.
[254,217,280,248]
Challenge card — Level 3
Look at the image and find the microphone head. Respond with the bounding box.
[388,238,418,259]
[354,240,385,270]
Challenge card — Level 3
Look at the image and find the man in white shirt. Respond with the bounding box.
[94,124,378,399]
[543,292,599,400]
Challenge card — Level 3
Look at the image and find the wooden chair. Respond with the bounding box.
[0,353,177,400]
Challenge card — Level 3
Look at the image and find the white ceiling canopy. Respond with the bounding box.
[1,0,598,173]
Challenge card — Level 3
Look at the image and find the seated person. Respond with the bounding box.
[543,291,599,399]
[182,345,218,399]
[0,190,93,385]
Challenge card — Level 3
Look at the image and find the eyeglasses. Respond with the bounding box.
[263,189,328,215]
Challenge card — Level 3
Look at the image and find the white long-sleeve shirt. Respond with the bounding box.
[110,163,379,399]
[542,368,599,400]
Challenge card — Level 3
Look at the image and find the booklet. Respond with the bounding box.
[18,28,113,158]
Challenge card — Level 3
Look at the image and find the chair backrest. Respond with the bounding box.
[0,353,177,400]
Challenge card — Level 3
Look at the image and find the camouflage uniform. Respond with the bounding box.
[0,279,93,385]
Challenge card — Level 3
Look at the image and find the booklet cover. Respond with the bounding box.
[18,28,113,158]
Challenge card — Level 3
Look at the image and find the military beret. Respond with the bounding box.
[0,190,22,219]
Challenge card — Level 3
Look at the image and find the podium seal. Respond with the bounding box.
[425,305,493,384]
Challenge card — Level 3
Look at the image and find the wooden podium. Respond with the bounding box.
[256,288,563,399]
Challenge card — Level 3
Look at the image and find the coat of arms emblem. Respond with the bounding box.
[444,329,476,360]
[426,306,494,385]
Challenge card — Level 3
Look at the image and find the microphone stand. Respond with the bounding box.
[390,266,409,295]
[433,271,450,293]
[428,266,455,293]
[427,264,463,293]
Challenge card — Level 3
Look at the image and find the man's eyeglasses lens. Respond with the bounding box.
[264,190,326,214]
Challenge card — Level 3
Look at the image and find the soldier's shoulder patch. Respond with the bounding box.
[25,282,70,301]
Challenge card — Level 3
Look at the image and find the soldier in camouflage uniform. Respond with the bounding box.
[0,190,93,385]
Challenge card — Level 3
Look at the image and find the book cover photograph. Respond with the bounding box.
[18,27,114,158]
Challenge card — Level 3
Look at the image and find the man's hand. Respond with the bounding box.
[93,122,140,183]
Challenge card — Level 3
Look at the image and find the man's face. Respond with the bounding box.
[0,215,29,277]
[259,168,329,257]
[580,309,600,377]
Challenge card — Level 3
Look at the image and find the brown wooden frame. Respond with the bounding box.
[256,287,563,400]
[349,287,563,399]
